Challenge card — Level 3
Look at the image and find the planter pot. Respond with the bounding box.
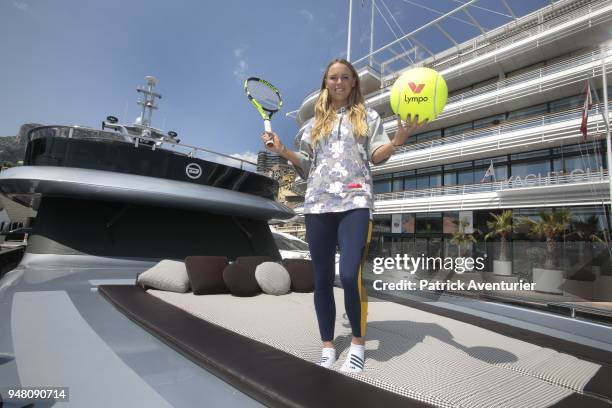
[493,260,512,276]
[533,267,564,294]
[595,275,612,301]
[563,280,594,300]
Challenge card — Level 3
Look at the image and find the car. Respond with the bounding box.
[0,227,31,248]
[271,229,340,275]
[271,230,310,260]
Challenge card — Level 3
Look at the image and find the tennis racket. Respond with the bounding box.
[244,77,282,147]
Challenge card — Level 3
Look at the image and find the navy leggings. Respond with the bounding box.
[305,208,371,342]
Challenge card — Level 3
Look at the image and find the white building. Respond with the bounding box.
[292,0,612,303]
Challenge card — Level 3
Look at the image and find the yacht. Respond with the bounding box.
[1,1,612,407]
[0,76,295,407]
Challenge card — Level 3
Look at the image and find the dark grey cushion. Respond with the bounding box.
[282,259,315,293]
[185,256,229,295]
[235,256,275,274]
[223,262,261,297]
[255,262,291,295]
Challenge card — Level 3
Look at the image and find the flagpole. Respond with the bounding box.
[347,0,353,61]
[601,45,612,217]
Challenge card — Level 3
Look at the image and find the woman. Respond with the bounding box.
[262,59,422,372]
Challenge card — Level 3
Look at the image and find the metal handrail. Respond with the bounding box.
[445,50,611,104]
[386,103,611,154]
[27,125,257,170]
[375,170,609,201]
[375,48,611,111]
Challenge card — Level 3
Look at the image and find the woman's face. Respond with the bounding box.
[325,62,356,106]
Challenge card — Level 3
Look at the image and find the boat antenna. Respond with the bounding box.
[136,76,161,128]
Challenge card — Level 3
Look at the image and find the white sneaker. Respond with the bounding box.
[319,347,336,368]
[341,344,365,373]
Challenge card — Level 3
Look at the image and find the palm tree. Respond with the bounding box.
[450,218,476,257]
[485,210,513,262]
[570,215,606,273]
[518,209,572,269]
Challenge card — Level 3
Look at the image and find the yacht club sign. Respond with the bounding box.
[506,167,603,185]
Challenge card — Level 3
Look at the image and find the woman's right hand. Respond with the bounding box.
[261,131,284,155]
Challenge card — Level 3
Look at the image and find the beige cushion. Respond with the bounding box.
[137,260,190,293]
[254,262,291,295]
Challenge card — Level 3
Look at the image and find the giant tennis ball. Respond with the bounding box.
[389,67,448,124]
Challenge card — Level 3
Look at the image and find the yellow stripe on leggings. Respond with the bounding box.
[358,220,373,337]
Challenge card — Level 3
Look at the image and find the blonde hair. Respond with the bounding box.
[311,59,368,146]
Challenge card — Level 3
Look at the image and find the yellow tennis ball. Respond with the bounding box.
[389,67,448,124]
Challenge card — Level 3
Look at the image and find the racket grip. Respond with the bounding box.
[264,120,274,147]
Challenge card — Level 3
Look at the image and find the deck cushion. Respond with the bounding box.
[185,256,229,295]
[282,259,315,293]
[137,259,189,293]
[223,262,261,297]
[255,262,291,295]
[235,256,275,273]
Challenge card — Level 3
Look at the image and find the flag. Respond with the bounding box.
[481,160,495,183]
[580,81,593,138]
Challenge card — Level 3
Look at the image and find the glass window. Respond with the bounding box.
[373,215,392,233]
[416,165,442,174]
[444,161,472,170]
[416,213,443,234]
[392,179,403,192]
[562,155,603,173]
[458,169,475,185]
[374,180,392,194]
[445,122,472,138]
[475,156,506,166]
[571,206,608,232]
[430,174,441,188]
[496,165,508,180]
[596,85,612,101]
[549,94,583,113]
[511,149,550,161]
[416,176,429,190]
[404,177,416,190]
[393,170,415,178]
[416,129,442,144]
[507,103,548,121]
[444,172,457,186]
[474,113,506,130]
[443,212,459,234]
[511,160,551,177]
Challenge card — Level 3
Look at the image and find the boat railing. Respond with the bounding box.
[27,125,257,171]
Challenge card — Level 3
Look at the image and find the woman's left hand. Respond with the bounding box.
[394,115,426,145]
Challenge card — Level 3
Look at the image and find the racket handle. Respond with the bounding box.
[264,120,274,147]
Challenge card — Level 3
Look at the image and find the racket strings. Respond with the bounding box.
[246,80,281,111]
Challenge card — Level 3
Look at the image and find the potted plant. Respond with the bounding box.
[518,209,571,294]
[484,210,513,276]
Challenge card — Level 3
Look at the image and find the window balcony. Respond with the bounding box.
[374,104,611,173]
[374,48,612,131]
[374,170,609,214]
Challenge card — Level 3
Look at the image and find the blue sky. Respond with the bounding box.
[0,0,549,164]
